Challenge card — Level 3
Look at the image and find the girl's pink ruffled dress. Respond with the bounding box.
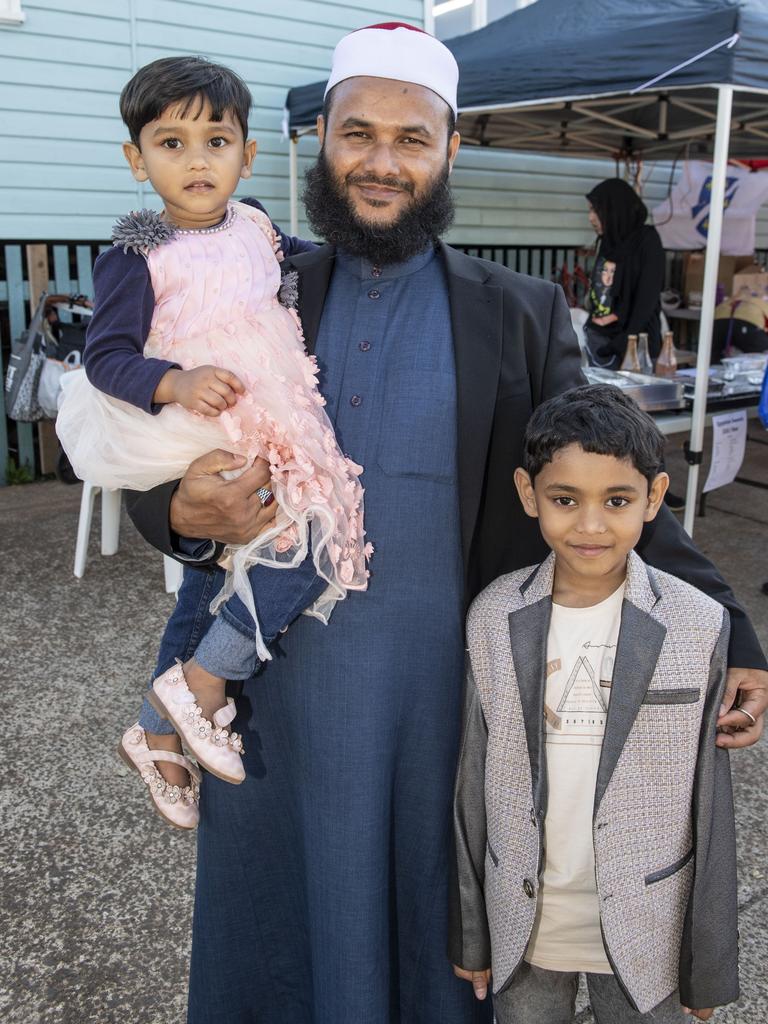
[58,202,369,650]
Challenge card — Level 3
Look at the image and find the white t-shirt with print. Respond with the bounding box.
[525,583,625,974]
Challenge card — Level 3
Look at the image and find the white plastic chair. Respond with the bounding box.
[74,482,121,577]
[163,554,184,594]
[74,481,184,594]
[569,306,589,355]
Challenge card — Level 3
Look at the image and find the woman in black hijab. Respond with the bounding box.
[584,178,665,368]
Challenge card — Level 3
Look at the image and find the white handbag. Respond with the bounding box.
[38,350,81,419]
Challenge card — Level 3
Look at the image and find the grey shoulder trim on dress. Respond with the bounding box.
[111,210,177,255]
[278,269,299,311]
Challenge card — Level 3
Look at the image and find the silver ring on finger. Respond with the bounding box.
[734,706,757,727]
[256,486,274,508]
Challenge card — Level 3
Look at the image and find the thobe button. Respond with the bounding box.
[350,394,363,407]
[368,288,381,299]
[523,879,535,898]
[371,266,382,278]
[359,340,371,352]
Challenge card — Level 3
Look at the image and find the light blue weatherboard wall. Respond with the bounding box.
[2,1,767,247]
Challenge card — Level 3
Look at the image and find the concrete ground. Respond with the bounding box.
[1,424,766,1024]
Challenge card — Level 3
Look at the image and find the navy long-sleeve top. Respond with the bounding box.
[82,198,317,413]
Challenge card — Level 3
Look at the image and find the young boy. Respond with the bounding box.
[449,384,738,1023]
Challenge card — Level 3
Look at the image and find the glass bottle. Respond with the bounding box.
[620,334,641,372]
[655,331,678,377]
[637,332,653,375]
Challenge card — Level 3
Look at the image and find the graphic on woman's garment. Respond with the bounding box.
[589,257,617,318]
[544,643,615,744]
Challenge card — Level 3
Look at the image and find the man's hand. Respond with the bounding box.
[452,965,491,1000]
[683,1007,714,1020]
[716,667,767,749]
[154,365,245,416]
[591,313,619,326]
[170,450,277,546]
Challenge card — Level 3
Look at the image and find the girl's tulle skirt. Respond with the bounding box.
[56,309,369,657]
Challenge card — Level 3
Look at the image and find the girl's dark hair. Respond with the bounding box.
[120,56,251,146]
[523,384,665,487]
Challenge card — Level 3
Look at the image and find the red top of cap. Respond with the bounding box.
[356,22,429,34]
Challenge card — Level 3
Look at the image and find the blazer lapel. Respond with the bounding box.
[508,556,556,808]
[287,244,336,355]
[594,553,667,815]
[440,244,503,576]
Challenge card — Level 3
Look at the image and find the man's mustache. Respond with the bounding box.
[346,174,415,196]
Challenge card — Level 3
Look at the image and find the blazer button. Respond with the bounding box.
[523,879,535,898]
[529,808,537,826]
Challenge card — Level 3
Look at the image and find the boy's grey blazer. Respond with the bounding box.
[449,550,738,1014]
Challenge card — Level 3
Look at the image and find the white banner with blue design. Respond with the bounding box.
[653,160,768,255]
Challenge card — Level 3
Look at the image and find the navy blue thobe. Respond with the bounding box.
[188,247,492,1024]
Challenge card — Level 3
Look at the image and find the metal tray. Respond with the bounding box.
[583,368,685,411]
[680,368,765,402]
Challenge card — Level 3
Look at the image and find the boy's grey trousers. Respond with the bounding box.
[494,962,687,1024]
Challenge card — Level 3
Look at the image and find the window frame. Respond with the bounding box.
[429,0,538,36]
[0,0,25,26]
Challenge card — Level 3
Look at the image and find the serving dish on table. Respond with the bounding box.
[583,368,685,412]
[585,359,765,411]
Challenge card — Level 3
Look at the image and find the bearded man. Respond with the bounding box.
[127,24,767,1024]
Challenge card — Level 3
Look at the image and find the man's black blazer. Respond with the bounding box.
[126,242,766,670]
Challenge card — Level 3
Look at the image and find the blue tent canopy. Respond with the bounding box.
[285,0,768,160]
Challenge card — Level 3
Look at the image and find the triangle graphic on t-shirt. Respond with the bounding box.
[557,656,607,714]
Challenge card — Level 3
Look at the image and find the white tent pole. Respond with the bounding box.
[682,84,733,536]
[289,133,299,236]
[422,0,435,34]
[472,0,488,30]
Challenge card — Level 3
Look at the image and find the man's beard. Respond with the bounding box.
[301,150,455,265]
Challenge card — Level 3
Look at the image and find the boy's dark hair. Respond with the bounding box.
[523,383,665,487]
[120,56,251,146]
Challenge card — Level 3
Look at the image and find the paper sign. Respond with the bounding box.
[703,409,747,493]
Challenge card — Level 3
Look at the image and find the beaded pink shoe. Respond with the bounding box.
[118,723,201,830]
[147,662,246,785]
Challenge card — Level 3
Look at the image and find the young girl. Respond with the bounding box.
[57,56,370,830]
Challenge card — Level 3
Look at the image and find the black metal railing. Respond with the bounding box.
[453,243,585,278]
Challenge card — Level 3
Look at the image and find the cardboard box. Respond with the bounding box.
[732,264,768,296]
[683,252,755,303]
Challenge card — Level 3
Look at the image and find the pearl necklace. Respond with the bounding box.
[172,204,237,235]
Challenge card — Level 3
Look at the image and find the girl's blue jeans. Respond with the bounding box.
[139,557,326,735]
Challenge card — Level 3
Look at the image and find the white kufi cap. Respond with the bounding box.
[324,23,459,115]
